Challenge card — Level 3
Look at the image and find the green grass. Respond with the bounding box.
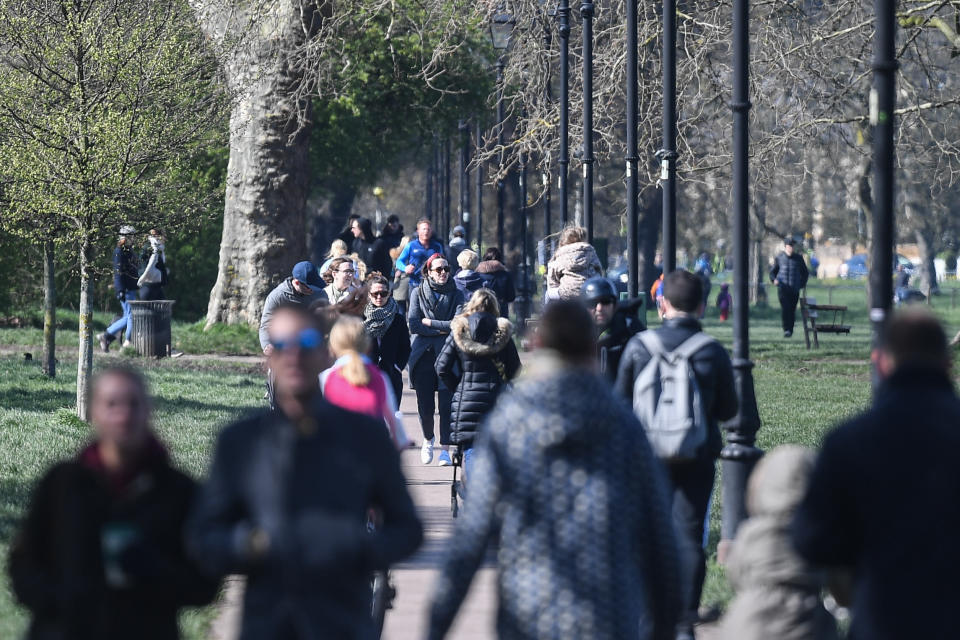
[0,355,263,639]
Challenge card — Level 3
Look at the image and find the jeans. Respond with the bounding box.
[668,458,716,628]
[106,290,139,341]
[411,356,452,445]
[777,284,800,333]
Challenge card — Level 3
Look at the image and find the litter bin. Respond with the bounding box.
[129,300,174,358]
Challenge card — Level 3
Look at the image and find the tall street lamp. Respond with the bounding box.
[657,0,678,274]
[476,121,485,255]
[580,0,595,242]
[869,0,896,390]
[459,119,471,243]
[491,9,515,251]
[719,0,763,561]
[625,0,639,297]
[554,0,571,228]
[519,151,530,327]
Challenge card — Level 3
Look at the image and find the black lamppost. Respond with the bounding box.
[625,0,639,297]
[459,119,471,243]
[476,121,485,255]
[543,155,552,247]
[870,0,896,390]
[519,151,530,326]
[555,0,571,227]
[491,9,515,251]
[657,0,678,274]
[719,0,763,560]
[580,0,595,242]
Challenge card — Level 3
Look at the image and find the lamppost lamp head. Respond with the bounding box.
[490,9,516,51]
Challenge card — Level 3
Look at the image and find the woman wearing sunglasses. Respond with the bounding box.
[364,272,410,409]
[408,254,464,466]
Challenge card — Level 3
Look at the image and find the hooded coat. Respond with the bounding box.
[546,241,603,300]
[453,269,485,297]
[476,260,516,318]
[435,313,521,446]
[427,356,682,640]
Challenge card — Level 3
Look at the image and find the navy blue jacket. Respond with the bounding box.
[769,252,809,290]
[113,246,140,294]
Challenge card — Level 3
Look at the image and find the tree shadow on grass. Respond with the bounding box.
[0,477,34,543]
[152,396,263,417]
[0,387,75,413]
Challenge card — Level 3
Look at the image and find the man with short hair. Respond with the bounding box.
[769,238,809,338]
[188,303,422,639]
[447,225,467,269]
[258,261,326,356]
[581,276,644,382]
[394,218,444,289]
[615,270,737,640]
[792,311,960,640]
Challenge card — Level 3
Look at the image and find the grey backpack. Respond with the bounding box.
[632,331,716,462]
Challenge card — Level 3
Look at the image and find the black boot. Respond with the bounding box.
[98,332,115,353]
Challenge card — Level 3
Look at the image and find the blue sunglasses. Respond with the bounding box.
[270,328,322,352]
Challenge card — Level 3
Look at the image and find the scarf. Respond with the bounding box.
[364,297,399,340]
[418,275,457,319]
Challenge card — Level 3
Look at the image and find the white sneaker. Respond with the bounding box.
[437,450,452,467]
[420,438,434,465]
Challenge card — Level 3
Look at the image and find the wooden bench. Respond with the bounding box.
[799,297,851,349]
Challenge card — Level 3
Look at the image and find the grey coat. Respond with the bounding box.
[258,278,326,351]
[407,282,465,377]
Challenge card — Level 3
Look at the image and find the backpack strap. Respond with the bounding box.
[671,332,716,360]
[637,330,666,358]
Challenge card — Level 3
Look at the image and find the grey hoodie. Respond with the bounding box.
[258,278,326,351]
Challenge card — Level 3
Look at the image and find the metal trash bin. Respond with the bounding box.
[129,300,174,358]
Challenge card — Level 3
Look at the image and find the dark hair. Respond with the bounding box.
[420,253,447,279]
[90,366,149,405]
[483,247,503,262]
[387,214,399,224]
[880,310,949,370]
[366,271,390,289]
[323,257,354,284]
[663,270,703,313]
[355,217,375,242]
[538,300,596,363]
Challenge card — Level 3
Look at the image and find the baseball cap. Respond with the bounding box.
[291,261,323,289]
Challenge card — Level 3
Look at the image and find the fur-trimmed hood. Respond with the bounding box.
[450,313,513,357]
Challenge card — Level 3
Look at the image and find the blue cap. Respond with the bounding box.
[291,261,323,288]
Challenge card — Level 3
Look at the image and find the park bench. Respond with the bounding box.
[799,296,851,349]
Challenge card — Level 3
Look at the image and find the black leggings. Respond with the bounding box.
[411,356,452,445]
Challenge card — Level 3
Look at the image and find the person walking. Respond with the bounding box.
[259,262,327,355]
[769,238,809,337]
[408,253,464,467]
[350,216,377,269]
[581,276,644,382]
[435,289,520,480]
[719,446,838,640]
[322,256,358,305]
[8,367,218,639]
[321,315,406,448]
[98,226,140,351]
[447,225,467,269]
[615,270,738,640]
[792,311,960,640]
[395,218,445,290]
[453,249,484,297]
[187,303,422,640]
[428,300,682,640]
[716,283,731,321]
[369,215,403,277]
[136,229,168,301]
[546,225,603,301]
[476,247,516,319]
[364,272,410,409]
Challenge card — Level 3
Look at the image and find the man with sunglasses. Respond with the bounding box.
[188,303,423,639]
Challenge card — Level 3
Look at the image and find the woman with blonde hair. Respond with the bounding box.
[436,288,520,478]
[545,224,603,301]
[321,316,407,448]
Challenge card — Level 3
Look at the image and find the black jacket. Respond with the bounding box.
[792,367,960,640]
[614,316,738,460]
[436,313,521,446]
[187,399,422,640]
[597,300,645,382]
[476,260,516,319]
[369,312,411,398]
[8,446,217,640]
[769,252,809,290]
[113,245,140,294]
[369,237,394,277]
[408,281,465,375]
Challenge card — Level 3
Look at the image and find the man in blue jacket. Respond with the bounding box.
[394,218,444,289]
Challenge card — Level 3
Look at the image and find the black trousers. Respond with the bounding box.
[411,356,452,444]
[668,458,716,628]
[777,285,800,333]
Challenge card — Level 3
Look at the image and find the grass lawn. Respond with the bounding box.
[1,279,959,635]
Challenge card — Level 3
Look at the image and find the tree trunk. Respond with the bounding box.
[639,187,662,296]
[76,237,94,420]
[195,2,322,328]
[913,221,939,295]
[43,239,56,378]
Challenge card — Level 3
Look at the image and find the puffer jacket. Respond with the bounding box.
[453,269,485,298]
[435,313,521,446]
[476,260,516,318]
[613,316,738,461]
[769,252,809,291]
[546,241,603,300]
[427,355,682,640]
